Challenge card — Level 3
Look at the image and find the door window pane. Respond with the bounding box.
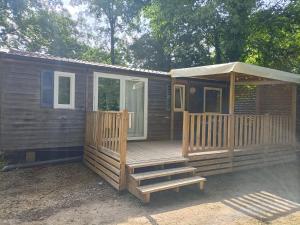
[58,76,71,104]
[125,80,145,138]
[98,77,120,110]
[204,88,222,113]
[174,85,185,111]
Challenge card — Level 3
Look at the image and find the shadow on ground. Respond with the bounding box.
[1,158,299,225]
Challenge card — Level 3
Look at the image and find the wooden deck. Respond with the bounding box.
[126,140,183,165]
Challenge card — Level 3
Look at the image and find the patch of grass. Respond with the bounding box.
[0,153,6,170]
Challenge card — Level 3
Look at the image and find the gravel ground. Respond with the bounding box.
[0,159,300,225]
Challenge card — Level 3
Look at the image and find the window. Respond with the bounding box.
[40,71,54,108]
[204,87,222,113]
[54,71,75,109]
[174,84,185,111]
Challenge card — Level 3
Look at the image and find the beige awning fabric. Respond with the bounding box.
[170,62,300,84]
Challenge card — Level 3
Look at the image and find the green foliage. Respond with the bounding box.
[71,0,149,64]
[1,0,300,73]
[80,46,111,64]
[0,153,5,169]
[130,0,257,70]
[244,0,300,73]
[21,10,83,58]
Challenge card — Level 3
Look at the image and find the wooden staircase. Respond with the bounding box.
[127,158,206,203]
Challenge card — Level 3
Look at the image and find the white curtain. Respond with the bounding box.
[125,80,145,138]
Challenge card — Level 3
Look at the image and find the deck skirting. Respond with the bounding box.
[188,145,297,176]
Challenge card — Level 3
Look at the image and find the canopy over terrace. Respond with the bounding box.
[170,62,300,84]
[170,62,300,157]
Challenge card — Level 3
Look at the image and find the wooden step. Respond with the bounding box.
[127,157,188,172]
[137,176,206,195]
[130,167,196,182]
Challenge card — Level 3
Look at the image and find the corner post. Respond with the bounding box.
[182,111,190,157]
[228,72,235,169]
[170,78,175,140]
[119,109,128,190]
[291,85,297,146]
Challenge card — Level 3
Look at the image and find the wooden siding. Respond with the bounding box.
[0,60,87,151]
[0,57,171,152]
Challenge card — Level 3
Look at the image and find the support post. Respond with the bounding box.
[256,86,261,114]
[228,73,235,170]
[170,78,175,140]
[182,111,190,157]
[119,109,128,190]
[291,85,297,146]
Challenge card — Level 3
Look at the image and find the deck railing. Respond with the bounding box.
[183,113,230,155]
[183,111,295,156]
[234,114,293,148]
[84,110,128,190]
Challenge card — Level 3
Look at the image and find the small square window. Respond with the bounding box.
[54,71,75,109]
[174,84,185,111]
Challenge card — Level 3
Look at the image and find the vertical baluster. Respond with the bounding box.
[196,115,201,151]
[218,115,222,148]
[207,115,212,149]
[190,114,195,152]
[202,114,206,150]
[213,115,217,148]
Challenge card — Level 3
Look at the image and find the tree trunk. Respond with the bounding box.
[214,29,222,64]
[110,23,115,65]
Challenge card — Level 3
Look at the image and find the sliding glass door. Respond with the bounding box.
[94,73,148,140]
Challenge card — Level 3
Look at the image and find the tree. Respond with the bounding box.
[0,0,64,48]
[71,0,149,65]
[133,0,257,69]
[244,0,300,73]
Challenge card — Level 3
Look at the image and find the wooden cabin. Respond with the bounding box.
[0,49,299,203]
[84,63,300,203]
[0,49,170,161]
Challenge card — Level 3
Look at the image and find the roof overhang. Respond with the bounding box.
[170,62,300,84]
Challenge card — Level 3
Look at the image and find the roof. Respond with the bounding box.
[0,48,169,76]
[170,62,300,84]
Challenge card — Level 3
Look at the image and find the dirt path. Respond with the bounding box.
[1,160,300,225]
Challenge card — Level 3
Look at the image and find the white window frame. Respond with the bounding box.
[93,72,148,140]
[173,84,185,112]
[54,71,75,109]
[203,87,222,113]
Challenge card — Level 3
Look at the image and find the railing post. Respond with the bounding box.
[119,109,128,190]
[228,114,235,152]
[263,114,270,145]
[291,85,297,146]
[182,111,190,157]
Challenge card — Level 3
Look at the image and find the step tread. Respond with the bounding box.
[127,157,188,169]
[131,167,196,181]
[137,176,206,194]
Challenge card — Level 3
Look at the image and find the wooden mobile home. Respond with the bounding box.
[0,49,299,203]
[0,49,171,160]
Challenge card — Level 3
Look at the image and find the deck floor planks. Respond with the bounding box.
[126,140,183,165]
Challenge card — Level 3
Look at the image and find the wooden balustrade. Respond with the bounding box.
[183,111,295,156]
[234,114,293,148]
[84,110,128,190]
[183,112,230,155]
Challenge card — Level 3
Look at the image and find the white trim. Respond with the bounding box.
[54,71,75,109]
[203,87,222,113]
[173,84,185,112]
[93,72,148,140]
